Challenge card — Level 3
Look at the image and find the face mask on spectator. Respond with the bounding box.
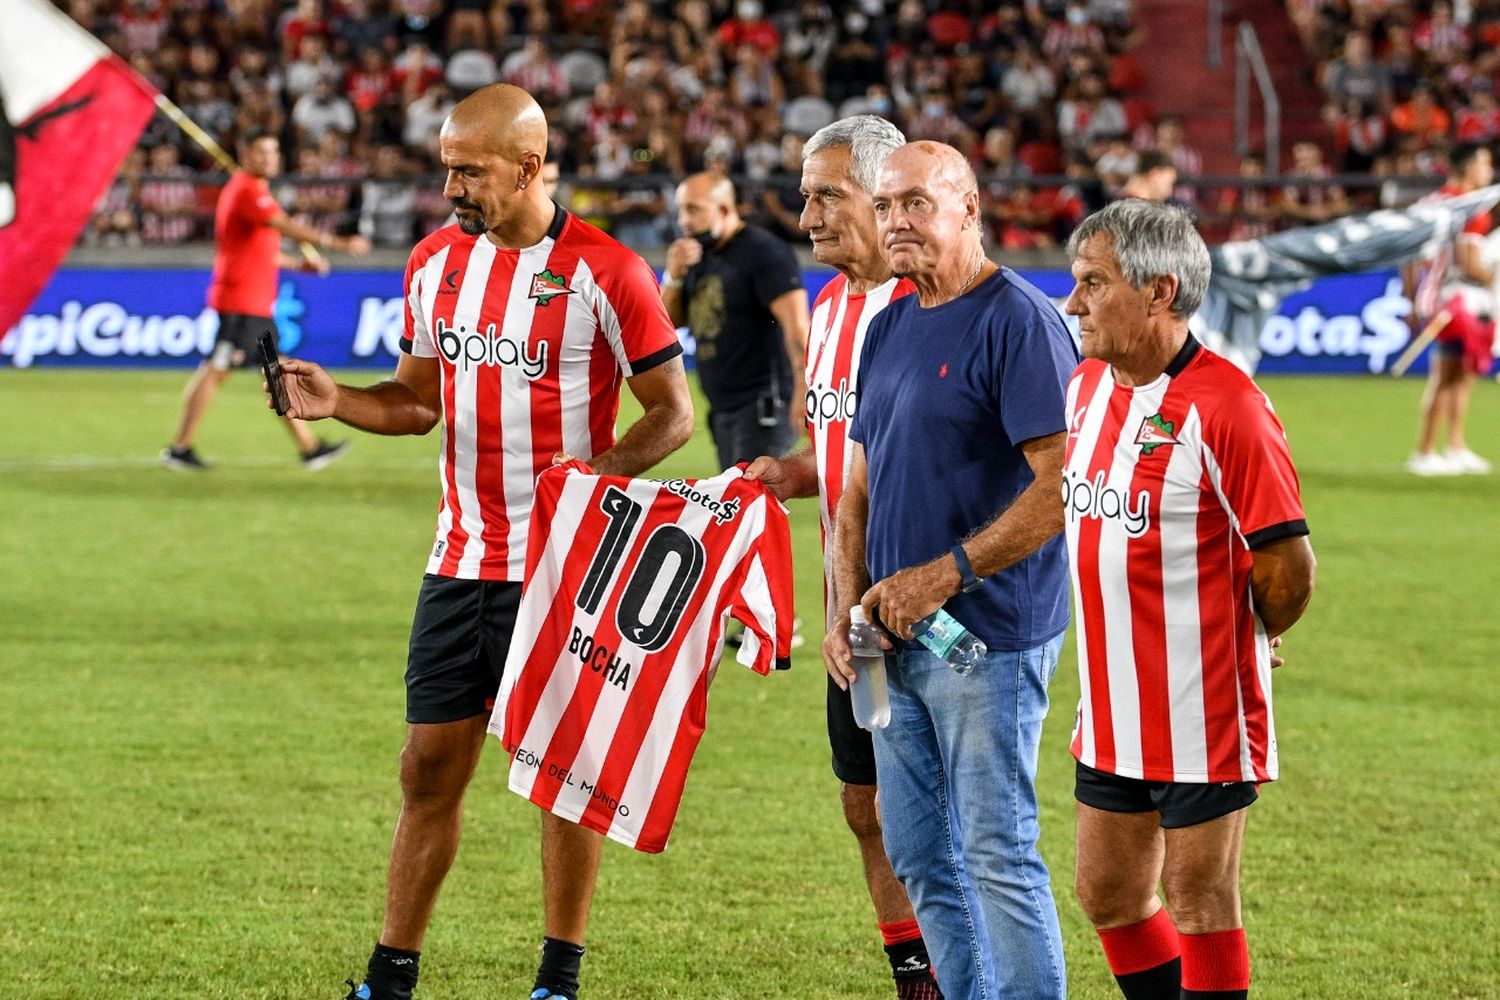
[693,229,720,253]
[737,0,761,19]
[844,12,867,33]
[871,95,892,113]
[1067,6,1087,24]
[923,100,945,117]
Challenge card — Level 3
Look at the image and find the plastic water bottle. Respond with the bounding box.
[913,608,987,675]
[846,606,891,730]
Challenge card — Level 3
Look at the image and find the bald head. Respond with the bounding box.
[445,83,548,161]
[676,172,737,210]
[880,141,978,199]
[873,141,985,285]
[675,171,741,244]
[439,84,555,242]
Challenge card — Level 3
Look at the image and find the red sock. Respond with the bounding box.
[878,919,923,947]
[1098,908,1180,976]
[1180,927,1250,995]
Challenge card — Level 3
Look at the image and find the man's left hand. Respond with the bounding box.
[861,559,956,642]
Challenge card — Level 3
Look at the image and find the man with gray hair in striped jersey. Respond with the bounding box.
[745,115,942,999]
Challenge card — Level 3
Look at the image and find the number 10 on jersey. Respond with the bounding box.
[576,486,707,652]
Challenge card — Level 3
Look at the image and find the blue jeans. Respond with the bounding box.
[872,635,1067,1000]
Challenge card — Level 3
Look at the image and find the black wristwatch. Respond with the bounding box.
[951,543,982,593]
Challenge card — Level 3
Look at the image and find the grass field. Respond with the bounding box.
[2,368,1498,999]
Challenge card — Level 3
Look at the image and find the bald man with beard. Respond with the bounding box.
[827,141,1078,1000]
[275,84,694,1000]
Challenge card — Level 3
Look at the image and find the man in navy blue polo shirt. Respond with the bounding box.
[825,140,1078,1000]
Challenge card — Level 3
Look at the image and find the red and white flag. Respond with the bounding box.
[0,0,157,338]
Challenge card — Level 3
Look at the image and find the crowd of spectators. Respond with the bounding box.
[1289,0,1500,206]
[76,0,1168,252]
[77,0,1490,255]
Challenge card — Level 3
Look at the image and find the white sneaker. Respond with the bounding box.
[1407,451,1461,476]
[1444,448,1492,474]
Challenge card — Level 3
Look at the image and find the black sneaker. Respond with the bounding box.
[160,446,211,470]
[302,439,350,471]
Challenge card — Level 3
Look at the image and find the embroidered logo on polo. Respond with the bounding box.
[1134,413,1179,455]
[529,269,574,306]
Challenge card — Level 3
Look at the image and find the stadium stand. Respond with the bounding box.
[70,0,1495,253]
[70,0,1149,251]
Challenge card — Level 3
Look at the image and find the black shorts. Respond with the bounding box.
[827,672,877,786]
[405,574,523,724]
[1432,337,1465,359]
[211,312,275,370]
[1074,761,1258,829]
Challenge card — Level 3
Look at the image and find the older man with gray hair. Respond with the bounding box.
[826,140,1078,1000]
[1062,199,1315,1000]
[745,115,943,999]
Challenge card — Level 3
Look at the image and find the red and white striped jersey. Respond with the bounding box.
[1063,340,1308,784]
[489,462,795,853]
[804,273,915,627]
[1414,183,1493,319]
[401,208,682,581]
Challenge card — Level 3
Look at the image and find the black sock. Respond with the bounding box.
[1182,990,1247,1000]
[1112,958,1181,1000]
[364,943,420,1000]
[534,936,586,1000]
[883,936,936,982]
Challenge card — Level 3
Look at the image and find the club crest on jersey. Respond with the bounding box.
[1134,413,1179,455]
[529,268,573,305]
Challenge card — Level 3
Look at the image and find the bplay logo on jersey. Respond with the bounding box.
[434,317,548,378]
[805,377,856,429]
[1062,467,1152,537]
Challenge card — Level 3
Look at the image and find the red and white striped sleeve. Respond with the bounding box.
[1201,383,1308,550]
[727,483,796,674]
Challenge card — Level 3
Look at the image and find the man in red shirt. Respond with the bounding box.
[274,85,693,1000]
[160,130,369,470]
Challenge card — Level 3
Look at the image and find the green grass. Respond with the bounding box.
[1,368,1497,998]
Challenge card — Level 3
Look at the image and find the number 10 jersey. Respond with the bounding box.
[489,461,795,853]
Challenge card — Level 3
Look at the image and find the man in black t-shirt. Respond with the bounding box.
[663,172,810,469]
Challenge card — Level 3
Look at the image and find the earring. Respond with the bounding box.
[518,181,528,190]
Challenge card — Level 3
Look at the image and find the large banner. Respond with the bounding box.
[1,265,1426,376]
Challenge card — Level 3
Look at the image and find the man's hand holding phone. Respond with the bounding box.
[259,332,338,421]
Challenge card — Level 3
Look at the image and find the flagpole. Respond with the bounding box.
[1390,309,1449,377]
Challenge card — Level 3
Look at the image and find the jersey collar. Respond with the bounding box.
[546,201,568,241]
[1164,335,1201,378]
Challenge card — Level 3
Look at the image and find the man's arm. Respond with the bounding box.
[743,448,819,501]
[860,431,1066,641]
[660,238,702,327]
[825,444,873,687]
[267,210,372,257]
[1250,534,1316,639]
[1456,237,1494,287]
[768,287,811,429]
[276,352,442,436]
[586,356,694,477]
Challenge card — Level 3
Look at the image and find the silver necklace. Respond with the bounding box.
[957,256,987,297]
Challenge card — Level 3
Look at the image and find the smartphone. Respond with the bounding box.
[755,393,783,429]
[258,330,290,416]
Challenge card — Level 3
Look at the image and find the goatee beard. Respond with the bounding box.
[457,214,487,236]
